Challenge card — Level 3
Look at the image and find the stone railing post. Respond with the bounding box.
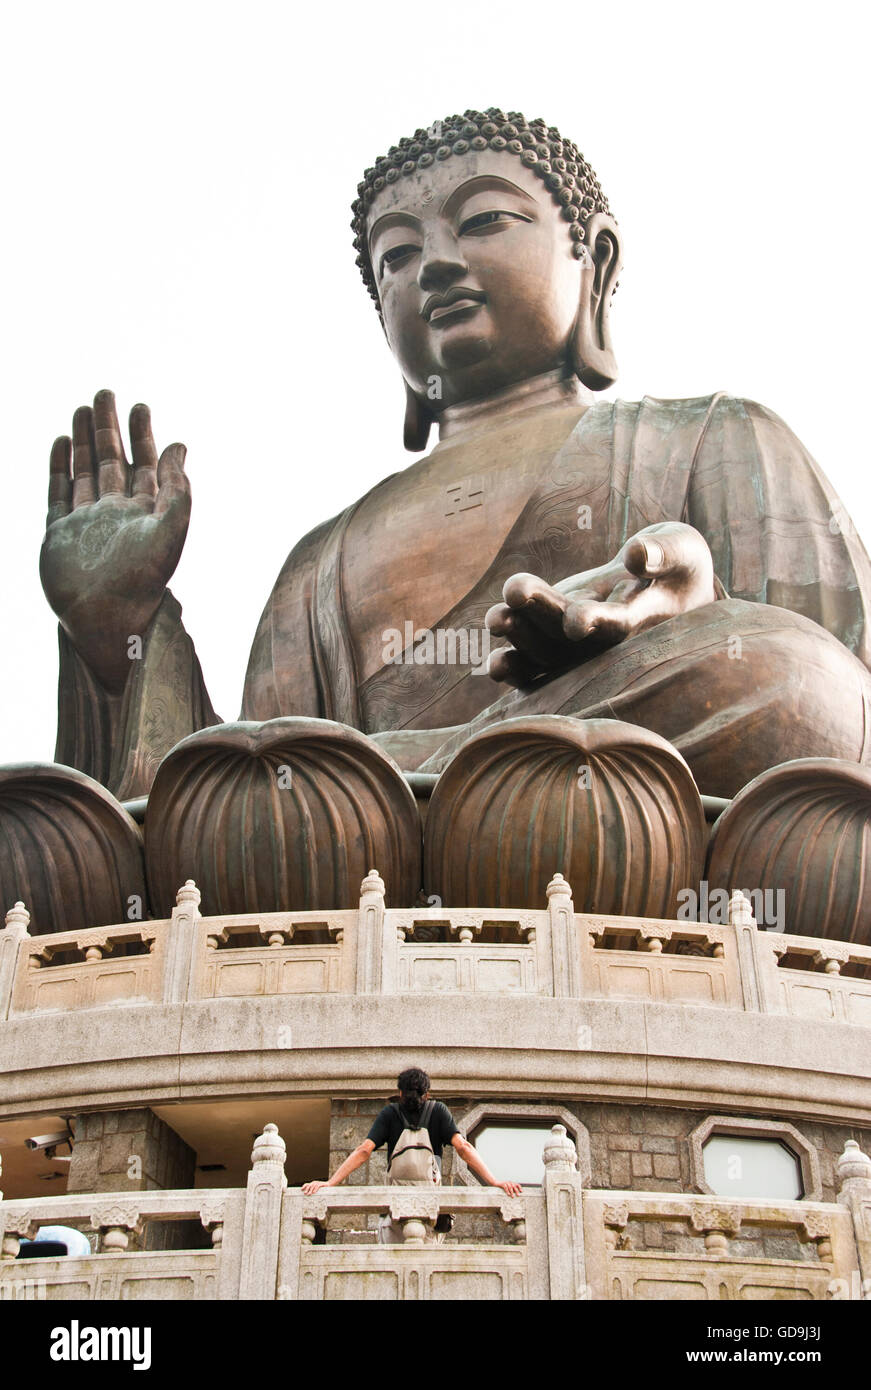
[542,1124,587,1298]
[238,1123,287,1299]
[688,1202,743,1254]
[162,880,201,1004]
[836,1140,871,1298]
[356,869,391,994]
[1,1209,39,1261]
[0,902,30,1020]
[546,874,583,998]
[90,1201,144,1252]
[729,890,778,1014]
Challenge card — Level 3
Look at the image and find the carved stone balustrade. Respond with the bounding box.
[3,1132,867,1300]
[3,872,871,1031]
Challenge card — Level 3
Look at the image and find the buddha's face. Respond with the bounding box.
[366,151,584,409]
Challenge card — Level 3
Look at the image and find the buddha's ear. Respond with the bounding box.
[570,213,623,391]
[377,309,434,452]
[403,380,434,452]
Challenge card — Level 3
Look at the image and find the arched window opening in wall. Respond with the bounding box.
[702,1135,803,1200]
[688,1116,822,1203]
[473,1123,557,1188]
[452,1103,592,1188]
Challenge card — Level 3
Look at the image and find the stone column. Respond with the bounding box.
[67,1108,197,1251]
[542,1123,587,1298]
[546,874,583,998]
[67,1108,195,1195]
[356,869,390,994]
[729,890,779,1014]
[162,879,201,1003]
[0,901,29,1020]
[836,1139,871,1298]
[238,1123,287,1300]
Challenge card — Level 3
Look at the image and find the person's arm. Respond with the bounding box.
[451,1133,522,1197]
[301,1139,375,1194]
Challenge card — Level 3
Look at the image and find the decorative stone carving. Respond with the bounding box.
[0,1210,39,1260]
[602,1202,629,1229]
[198,1199,227,1248]
[837,1139,871,1190]
[250,1122,286,1168]
[449,919,481,942]
[144,718,422,915]
[302,1193,330,1223]
[728,891,756,927]
[813,942,851,974]
[3,902,30,937]
[90,1202,143,1251]
[798,1211,833,1260]
[690,1203,743,1254]
[388,1194,440,1223]
[498,1197,526,1224]
[0,763,146,935]
[543,1124,578,1172]
[424,717,705,912]
[707,759,871,945]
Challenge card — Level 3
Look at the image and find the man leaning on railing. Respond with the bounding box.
[301,1067,522,1244]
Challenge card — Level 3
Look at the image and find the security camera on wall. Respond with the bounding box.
[24,1130,72,1158]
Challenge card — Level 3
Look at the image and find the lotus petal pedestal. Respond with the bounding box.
[144,718,422,916]
[0,763,145,934]
[706,758,871,944]
[424,716,706,913]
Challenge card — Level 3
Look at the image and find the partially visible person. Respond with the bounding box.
[302,1066,522,1244]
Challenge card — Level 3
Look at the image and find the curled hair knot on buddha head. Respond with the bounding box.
[350,108,613,316]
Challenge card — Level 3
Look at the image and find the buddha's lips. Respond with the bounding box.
[422,288,487,323]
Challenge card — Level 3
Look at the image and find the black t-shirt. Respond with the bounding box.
[367,1101,459,1161]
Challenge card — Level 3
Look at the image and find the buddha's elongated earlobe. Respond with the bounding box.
[570,213,623,391]
[404,380,434,452]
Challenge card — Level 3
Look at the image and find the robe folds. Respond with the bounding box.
[55,393,871,799]
[239,393,871,794]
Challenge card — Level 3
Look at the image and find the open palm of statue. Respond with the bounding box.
[39,391,190,695]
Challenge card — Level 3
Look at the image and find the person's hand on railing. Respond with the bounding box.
[494,1179,523,1198]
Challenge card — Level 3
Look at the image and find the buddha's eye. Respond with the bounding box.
[459,209,531,235]
[379,244,419,276]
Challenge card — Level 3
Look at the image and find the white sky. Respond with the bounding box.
[1,0,868,767]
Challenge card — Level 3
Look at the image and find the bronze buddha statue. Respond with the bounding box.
[37,109,871,805]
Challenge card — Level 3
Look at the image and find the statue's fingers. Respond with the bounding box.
[484,602,514,636]
[623,524,710,581]
[486,644,542,688]
[562,598,631,645]
[71,405,97,508]
[501,571,568,639]
[93,388,128,496]
[47,436,72,525]
[154,443,191,520]
[489,610,569,667]
[623,534,668,579]
[130,404,158,501]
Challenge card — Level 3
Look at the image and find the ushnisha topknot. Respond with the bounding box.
[351,108,613,314]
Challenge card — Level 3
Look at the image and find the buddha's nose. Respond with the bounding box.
[417,229,468,292]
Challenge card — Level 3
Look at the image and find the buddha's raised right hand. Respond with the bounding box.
[39,390,191,695]
[485,522,718,688]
